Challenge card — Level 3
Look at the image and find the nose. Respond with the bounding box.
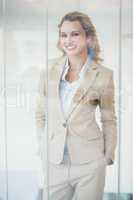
[65,35,73,44]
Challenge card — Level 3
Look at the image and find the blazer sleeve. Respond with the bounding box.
[99,71,117,165]
[35,70,47,157]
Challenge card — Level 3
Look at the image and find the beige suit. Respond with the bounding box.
[35,55,117,199]
[36,55,117,164]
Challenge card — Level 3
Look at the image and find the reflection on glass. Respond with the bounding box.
[0,0,133,200]
[0,0,47,200]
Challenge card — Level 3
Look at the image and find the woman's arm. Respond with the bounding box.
[99,71,117,165]
[35,70,46,156]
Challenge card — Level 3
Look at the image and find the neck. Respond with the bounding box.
[67,51,88,71]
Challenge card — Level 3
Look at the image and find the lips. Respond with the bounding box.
[66,46,77,50]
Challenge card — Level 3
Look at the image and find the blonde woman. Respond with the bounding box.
[36,11,117,200]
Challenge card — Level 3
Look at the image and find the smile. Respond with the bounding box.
[66,46,77,50]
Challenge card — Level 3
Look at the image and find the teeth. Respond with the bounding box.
[67,46,76,50]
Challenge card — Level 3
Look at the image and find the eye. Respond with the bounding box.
[72,32,80,36]
[60,33,67,38]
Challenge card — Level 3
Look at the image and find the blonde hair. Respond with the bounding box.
[57,11,103,63]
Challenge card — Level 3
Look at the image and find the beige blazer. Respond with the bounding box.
[35,56,117,165]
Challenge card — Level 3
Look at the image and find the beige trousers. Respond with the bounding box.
[43,154,107,200]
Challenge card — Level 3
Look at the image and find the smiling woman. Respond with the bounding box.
[1,0,133,200]
[57,12,102,63]
[59,21,88,56]
[35,11,117,200]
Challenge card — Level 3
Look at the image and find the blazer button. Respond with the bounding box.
[62,122,67,128]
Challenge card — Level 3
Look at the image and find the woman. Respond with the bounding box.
[36,11,117,200]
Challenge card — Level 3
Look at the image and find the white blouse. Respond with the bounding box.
[59,56,91,157]
[59,56,91,116]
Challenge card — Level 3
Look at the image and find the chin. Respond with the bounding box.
[65,50,80,57]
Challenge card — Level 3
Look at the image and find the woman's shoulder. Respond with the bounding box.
[48,55,66,68]
[95,63,114,86]
[38,56,65,75]
[98,63,113,76]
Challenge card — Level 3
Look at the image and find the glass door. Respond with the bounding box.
[0,0,133,200]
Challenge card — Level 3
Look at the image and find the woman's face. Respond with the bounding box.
[59,20,90,57]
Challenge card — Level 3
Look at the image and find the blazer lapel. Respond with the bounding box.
[65,61,100,119]
[50,56,67,119]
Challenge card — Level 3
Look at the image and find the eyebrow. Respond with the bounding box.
[60,30,81,34]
